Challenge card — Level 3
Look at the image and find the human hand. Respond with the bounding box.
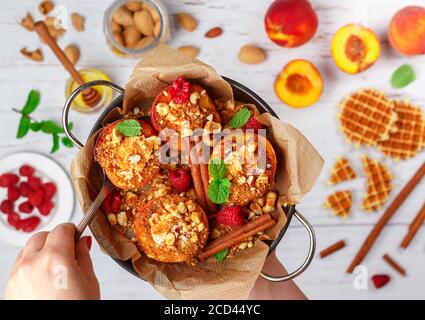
[4,223,100,300]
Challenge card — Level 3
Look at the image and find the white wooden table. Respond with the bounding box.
[0,0,424,300]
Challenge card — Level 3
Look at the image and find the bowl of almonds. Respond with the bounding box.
[104,0,170,58]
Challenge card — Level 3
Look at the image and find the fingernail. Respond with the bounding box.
[85,236,92,251]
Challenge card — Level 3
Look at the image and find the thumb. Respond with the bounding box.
[75,236,96,276]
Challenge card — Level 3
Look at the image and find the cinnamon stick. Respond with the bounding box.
[198,213,276,259]
[189,141,208,210]
[383,254,406,276]
[347,162,425,273]
[400,201,425,249]
[320,240,346,258]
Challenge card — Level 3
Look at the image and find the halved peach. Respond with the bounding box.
[331,24,381,74]
[274,59,323,108]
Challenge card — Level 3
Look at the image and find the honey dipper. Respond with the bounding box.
[34,21,101,107]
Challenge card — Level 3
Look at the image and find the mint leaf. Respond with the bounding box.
[41,120,64,134]
[29,122,42,132]
[21,90,40,115]
[209,159,227,179]
[17,116,31,138]
[228,108,251,128]
[61,136,74,148]
[116,119,141,137]
[391,64,416,88]
[214,248,229,262]
[51,134,60,153]
[208,178,231,204]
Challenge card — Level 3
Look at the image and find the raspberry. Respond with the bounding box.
[38,200,54,216]
[19,182,32,197]
[169,169,192,193]
[28,176,42,191]
[7,186,21,202]
[19,165,35,177]
[168,76,191,104]
[245,117,266,133]
[371,274,390,289]
[0,173,19,188]
[42,182,57,200]
[216,205,246,227]
[18,216,41,233]
[19,201,34,214]
[29,189,45,207]
[7,212,21,229]
[1,200,14,214]
[102,190,122,213]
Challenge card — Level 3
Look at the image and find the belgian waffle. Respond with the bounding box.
[328,157,357,185]
[339,89,397,147]
[377,101,425,161]
[323,190,353,219]
[361,156,393,212]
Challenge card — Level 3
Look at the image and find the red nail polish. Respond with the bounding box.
[86,236,92,251]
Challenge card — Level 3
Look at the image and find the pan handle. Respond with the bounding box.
[260,209,316,282]
[62,80,125,149]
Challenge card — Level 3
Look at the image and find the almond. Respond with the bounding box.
[205,27,223,38]
[125,1,144,12]
[153,22,161,37]
[39,1,54,15]
[143,3,160,23]
[21,13,34,31]
[113,6,134,27]
[177,45,199,58]
[176,12,198,32]
[113,31,125,46]
[123,26,141,48]
[134,10,154,36]
[71,13,85,32]
[20,48,43,62]
[238,45,267,64]
[135,36,155,49]
[112,20,122,33]
[64,45,80,64]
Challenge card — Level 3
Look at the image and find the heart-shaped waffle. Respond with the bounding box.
[339,89,397,147]
[377,101,425,161]
[361,156,393,212]
[323,190,353,219]
[328,157,357,185]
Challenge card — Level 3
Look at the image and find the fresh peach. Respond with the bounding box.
[331,24,381,74]
[388,6,425,56]
[274,59,323,108]
[264,0,318,48]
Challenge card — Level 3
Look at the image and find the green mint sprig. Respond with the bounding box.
[116,119,141,137]
[14,90,74,153]
[391,64,416,89]
[214,248,229,262]
[228,108,251,129]
[208,159,231,204]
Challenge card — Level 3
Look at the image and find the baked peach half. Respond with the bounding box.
[331,24,381,74]
[150,77,220,136]
[95,119,161,190]
[274,59,323,108]
[388,6,425,56]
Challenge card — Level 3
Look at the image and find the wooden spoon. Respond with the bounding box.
[34,21,101,107]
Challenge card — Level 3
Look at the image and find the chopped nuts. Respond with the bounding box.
[255,173,269,188]
[20,48,43,62]
[107,213,117,226]
[178,202,187,213]
[156,103,169,116]
[128,154,141,164]
[186,200,196,211]
[238,242,248,250]
[190,234,198,243]
[197,223,205,232]
[39,1,54,15]
[249,202,262,215]
[191,212,200,224]
[71,12,85,32]
[117,211,128,227]
[165,232,176,246]
[190,91,200,104]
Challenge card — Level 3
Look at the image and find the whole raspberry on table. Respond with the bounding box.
[18,216,41,233]
[216,205,246,227]
[7,212,21,230]
[245,117,266,133]
[18,201,34,214]
[42,182,57,200]
[38,200,54,216]
[168,76,191,104]
[19,165,35,177]
[0,173,19,188]
[169,169,192,193]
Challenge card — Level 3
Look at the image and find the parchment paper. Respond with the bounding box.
[70,45,323,300]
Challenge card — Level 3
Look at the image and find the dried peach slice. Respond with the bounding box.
[274,59,323,108]
[332,24,381,74]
